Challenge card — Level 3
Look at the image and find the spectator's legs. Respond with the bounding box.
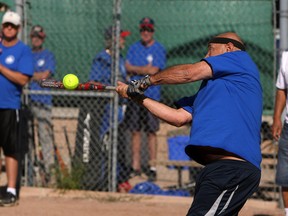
[0,155,19,206]
[0,153,1,169]
[132,131,141,172]
[5,155,18,190]
[276,123,288,215]
[148,132,157,164]
[0,110,18,206]
[0,152,4,196]
[0,154,5,197]
[282,187,288,216]
[147,132,157,181]
[32,105,54,179]
[37,118,54,175]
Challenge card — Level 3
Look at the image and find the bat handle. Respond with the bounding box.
[104,86,116,91]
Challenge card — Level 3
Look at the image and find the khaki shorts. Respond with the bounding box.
[276,122,288,186]
[123,101,159,133]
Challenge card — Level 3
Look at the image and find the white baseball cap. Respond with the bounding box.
[2,11,21,26]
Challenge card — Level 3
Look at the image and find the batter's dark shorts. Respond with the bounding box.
[187,160,261,216]
[0,109,20,156]
[124,101,159,133]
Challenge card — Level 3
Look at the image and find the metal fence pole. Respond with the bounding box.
[109,0,121,192]
[280,0,288,52]
[15,0,24,40]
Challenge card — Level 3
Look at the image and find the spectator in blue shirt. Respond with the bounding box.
[28,25,56,185]
[0,11,33,207]
[74,26,132,192]
[124,17,166,181]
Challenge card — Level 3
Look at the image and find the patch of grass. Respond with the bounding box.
[54,162,85,190]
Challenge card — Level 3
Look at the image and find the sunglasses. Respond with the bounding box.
[140,28,154,33]
[2,23,19,29]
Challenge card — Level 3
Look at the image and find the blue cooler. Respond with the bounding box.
[167,135,190,170]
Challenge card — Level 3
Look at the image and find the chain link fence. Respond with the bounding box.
[0,0,279,200]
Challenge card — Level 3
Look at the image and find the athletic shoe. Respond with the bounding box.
[0,192,18,207]
[118,181,132,193]
[147,170,157,182]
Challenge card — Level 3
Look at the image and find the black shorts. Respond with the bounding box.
[124,101,159,133]
[0,109,20,156]
[187,160,261,216]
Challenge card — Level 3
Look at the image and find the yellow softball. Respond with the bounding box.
[63,74,79,90]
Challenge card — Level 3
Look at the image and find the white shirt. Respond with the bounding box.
[276,51,288,123]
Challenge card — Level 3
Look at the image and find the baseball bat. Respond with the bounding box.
[54,141,68,176]
[49,124,69,176]
[39,79,116,91]
[63,126,72,165]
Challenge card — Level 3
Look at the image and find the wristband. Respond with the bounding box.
[140,75,151,90]
[127,80,144,98]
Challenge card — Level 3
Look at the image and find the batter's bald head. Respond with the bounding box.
[216,32,244,45]
[209,32,245,51]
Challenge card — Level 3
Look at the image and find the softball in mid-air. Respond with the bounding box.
[63,74,79,90]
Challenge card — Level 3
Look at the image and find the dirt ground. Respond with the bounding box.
[0,187,284,216]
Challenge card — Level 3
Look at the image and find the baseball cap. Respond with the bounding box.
[2,11,21,26]
[30,25,46,39]
[139,17,154,30]
[104,26,130,40]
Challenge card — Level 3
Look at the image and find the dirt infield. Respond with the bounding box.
[0,187,284,216]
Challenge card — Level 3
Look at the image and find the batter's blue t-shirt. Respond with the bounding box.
[176,51,263,169]
[126,41,166,101]
[0,41,34,109]
[29,49,56,105]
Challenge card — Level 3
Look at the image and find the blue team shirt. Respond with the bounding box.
[0,41,34,109]
[90,50,126,84]
[89,50,127,138]
[176,51,263,169]
[29,49,56,105]
[126,41,166,101]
